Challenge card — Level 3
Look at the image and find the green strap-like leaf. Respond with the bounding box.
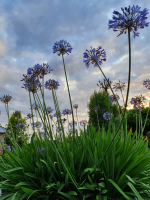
[108,179,129,200]
[127,182,143,200]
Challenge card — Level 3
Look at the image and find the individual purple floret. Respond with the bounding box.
[113,80,126,92]
[109,94,120,103]
[108,5,150,38]
[143,79,150,90]
[103,112,112,120]
[80,120,88,127]
[0,95,12,104]
[130,95,146,111]
[53,40,73,56]
[1,144,11,152]
[91,106,100,113]
[62,109,72,116]
[83,46,106,68]
[16,123,26,130]
[31,121,42,129]
[45,79,60,90]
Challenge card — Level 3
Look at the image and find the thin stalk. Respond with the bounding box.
[136,110,137,139]
[29,92,35,134]
[96,112,100,129]
[141,107,150,136]
[62,54,75,167]
[100,27,132,159]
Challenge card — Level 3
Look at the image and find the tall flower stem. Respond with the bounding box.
[62,54,75,167]
[100,27,132,159]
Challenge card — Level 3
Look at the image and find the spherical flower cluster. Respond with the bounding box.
[16,123,26,130]
[103,112,112,120]
[53,40,73,56]
[45,107,53,114]
[113,80,126,92]
[31,121,42,129]
[97,78,112,92]
[26,63,53,79]
[109,94,120,103]
[130,95,146,111]
[54,111,62,118]
[73,104,78,109]
[83,46,106,68]
[91,106,100,113]
[108,5,150,38]
[30,103,40,111]
[62,109,72,116]
[80,120,88,127]
[45,79,60,90]
[26,113,35,120]
[69,121,77,127]
[0,95,12,104]
[21,75,42,93]
[143,79,150,90]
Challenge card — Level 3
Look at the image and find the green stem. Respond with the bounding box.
[100,27,132,160]
[62,54,75,169]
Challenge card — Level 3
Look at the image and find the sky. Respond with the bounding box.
[0,0,150,135]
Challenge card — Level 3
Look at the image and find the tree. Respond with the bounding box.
[5,111,28,147]
[87,89,120,132]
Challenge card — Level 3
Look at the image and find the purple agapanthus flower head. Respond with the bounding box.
[32,63,53,78]
[108,5,150,38]
[113,80,126,92]
[21,75,42,93]
[0,95,12,104]
[130,94,146,111]
[16,123,26,130]
[62,109,72,116]
[109,94,120,103]
[103,112,112,120]
[31,121,42,129]
[14,110,21,116]
[73,104,78,109]
[30,103,40,111]
[45,79,60,90]
[69,121,77,127]
[143,79,150,90]
[53,40,73,56]
[45,107,53,114]
[97,78,112,92]
[54,111,62,118]
[83,46,106,68]
[80,119,88,127]
[91,106,100,113]
[26,113,35,120]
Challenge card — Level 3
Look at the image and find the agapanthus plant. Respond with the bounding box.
[108,5,150,38]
